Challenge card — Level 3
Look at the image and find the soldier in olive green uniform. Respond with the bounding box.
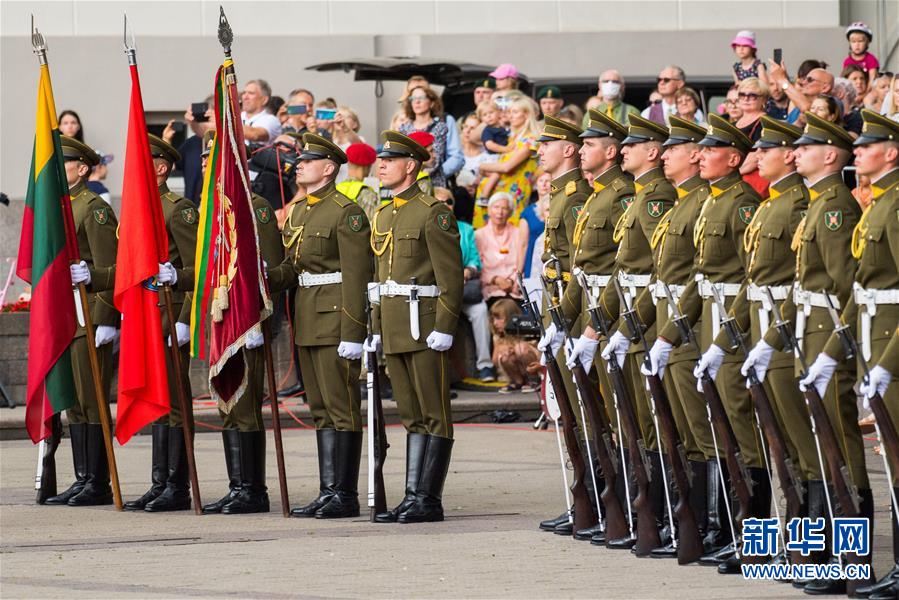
[46,137,119,507]
[597,114,676,549]
[532,116,596,537]
[630,117,721,556]
[121,135,198,513]
[653,115,766,569]
[368,131,463,524]
[559,110,634,542]
[197,131,286,515]
[808,110,899,597]
[267,134,372,519]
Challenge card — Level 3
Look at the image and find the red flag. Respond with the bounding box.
[112,63,171,444]
[192,59,270,410]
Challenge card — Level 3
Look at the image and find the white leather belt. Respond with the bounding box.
[583,274,612,305]
[297,271,342,287]
[747,283,790,335]
[378,280,440,298]
[697,275,742,339]
[652,280,686,316]
[853,283,899,362]
[617,271,651,308]
[793,286,841,354]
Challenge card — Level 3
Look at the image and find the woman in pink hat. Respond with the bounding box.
[730,30,768,88]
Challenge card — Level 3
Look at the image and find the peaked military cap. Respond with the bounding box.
[536,115,584,144]
[793,111,854,151]
[698,113,753,154]
[299,132,347,164]
[621,113,669,145]
[474,76,496,90]
[377,130,430,162]
[148,133,181,164]
[855,108,899,146]
[60,136,101,167]
[753,115,803,149]
[663,115,708,147]
[537,85,562,100]
[580,109,628,141]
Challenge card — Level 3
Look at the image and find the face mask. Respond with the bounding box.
[601,81,622,100]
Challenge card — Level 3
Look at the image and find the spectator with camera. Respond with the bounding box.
[162,98,214,204]
[280,88,315,136]
[240,79,282,143]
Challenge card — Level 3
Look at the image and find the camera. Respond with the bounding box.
[248,140,298,209]
[504,314,541,340]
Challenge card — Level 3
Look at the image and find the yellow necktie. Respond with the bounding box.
[606,104,614,118]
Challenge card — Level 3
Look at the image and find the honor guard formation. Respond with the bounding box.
[13,14,899,599]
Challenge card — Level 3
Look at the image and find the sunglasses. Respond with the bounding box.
[657,77,681,84]
[738,92,761,100]
[409,95,429,102]
[802,75,823,85]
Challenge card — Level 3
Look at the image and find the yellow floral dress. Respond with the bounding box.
[473,133,538,230]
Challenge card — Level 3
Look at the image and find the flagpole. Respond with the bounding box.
[32,19,122,511]
[261,320,290,517]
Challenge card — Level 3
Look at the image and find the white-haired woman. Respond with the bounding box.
[475,192,524,302]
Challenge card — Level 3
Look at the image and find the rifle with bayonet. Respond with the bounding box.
[365,290,388,520]
[613,278,703,564]
[584,276,660,555]
[661,282,753,541]
[766,291,861,519]
[525,274,594,533]
[821,294,899,487]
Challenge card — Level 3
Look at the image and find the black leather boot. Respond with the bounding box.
[868,581,899,600]
[291,428,337,517]
[399,435,454,523]
[791,480,826,588]
[700,459,734,563]
[717,467,771,575]
[222,430,269,514]
[144,426,192,512]
[856,490,899,598]
[540,511,571,532]
[45,423,88,505]
[689,459,709,540]
[68,424,113,506]
[125,424,170,511]
[202,429,241,514]
[574,457,603,540]
[316,430,362,518]
[375,433,428,523]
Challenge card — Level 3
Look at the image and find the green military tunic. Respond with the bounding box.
[561,165,633,436]
[222,193,285,431]
[270,182,372,432]
[599,166,675,450]
[157,183,198,428]
[659,170,765,469]
[760,172,868,487]
[68,181,118,424]
[822,168,899,483]
[370,182,462,438]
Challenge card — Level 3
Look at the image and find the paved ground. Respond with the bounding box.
[1,422,893,599]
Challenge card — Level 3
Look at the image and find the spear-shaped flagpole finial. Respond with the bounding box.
[218,6,233,58]
[31,14,48,65]
[123,13,137,66]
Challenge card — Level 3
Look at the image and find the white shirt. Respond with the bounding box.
[241,110,281,142]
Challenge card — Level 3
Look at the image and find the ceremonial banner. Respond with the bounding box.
[191,59,271,410]
[112,61,172,444]
[17,62,77,443]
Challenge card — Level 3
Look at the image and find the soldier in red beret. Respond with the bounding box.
[336,142,380,221]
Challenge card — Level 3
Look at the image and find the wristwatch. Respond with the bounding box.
[781,81,790,91]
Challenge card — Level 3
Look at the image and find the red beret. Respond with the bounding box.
[345,142,377,166]
[408,131,435,148]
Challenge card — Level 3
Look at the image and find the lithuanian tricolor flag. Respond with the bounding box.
[17,63,78,443]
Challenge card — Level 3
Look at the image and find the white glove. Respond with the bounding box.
[601,330,629,369]
[566,335,599,372]
[742,340,775,386]
[157,262,178,285]
[70,261,91,286]
[426,330,453,352]
[694,344,725,392]
[337,341,364,360]
[245,328,264,350]
[363,334,381,353]
[860,365,892,408]
[94,325,117,347]
[799,353,837,398]
[168,322,192,347]
[641,339,673,378]
[537,323,564,355]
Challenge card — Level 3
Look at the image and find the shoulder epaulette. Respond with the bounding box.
[416,193,439,207]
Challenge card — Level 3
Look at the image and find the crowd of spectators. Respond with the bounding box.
[59,22,899,391]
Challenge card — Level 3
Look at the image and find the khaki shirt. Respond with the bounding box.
[69,181,119,335]
[269,181,372,346]
[370,182,463,354]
